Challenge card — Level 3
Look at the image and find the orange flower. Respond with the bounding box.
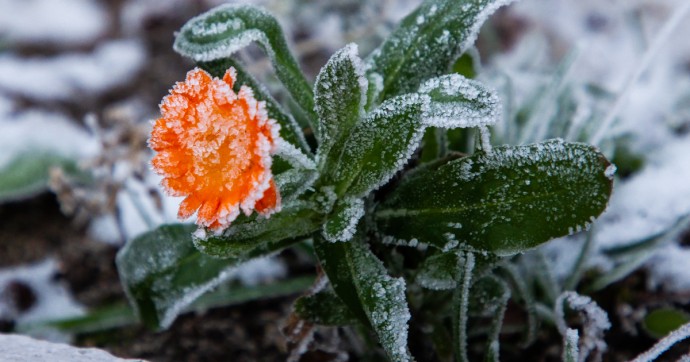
[149,67,281,230]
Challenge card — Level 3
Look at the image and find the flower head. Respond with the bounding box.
[149,67,281,230]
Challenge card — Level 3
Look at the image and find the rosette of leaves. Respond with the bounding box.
[117,1,614,360]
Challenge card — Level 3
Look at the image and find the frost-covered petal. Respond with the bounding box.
[150,67,282,230]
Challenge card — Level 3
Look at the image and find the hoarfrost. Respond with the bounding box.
[174,4,278,63]
[156,260,269,329]
[629,321,690,362]
[555,291,610,362]
[314,43,367,163]
[275,138,316,170]
[339,93,426,197]
[604,164,617,180]
[418,74,500,129]
[323,198,365,243]
[350,241,412,362]
[563,328,580,362]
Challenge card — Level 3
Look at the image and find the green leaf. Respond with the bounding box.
[452,52,478,79]
[116,224,228,329]
[174,4,316,124]
[417,74,500,129]
[314,43,367,169]
[415,251,464,290]
[314,234,414,362]
[199,57,311,154]
[419,127,446,163]
[375,139,614,255]
[322,197,365,243]
[329,94,426,197]
[192,202,322,258]
[0,152,81,203]
[365,0,515,102]
[643,308,690,339]
[294,288,358,326]
[274,166,318,202]
[116,222,304,329]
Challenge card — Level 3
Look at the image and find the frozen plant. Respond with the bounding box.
[116,1,618,360]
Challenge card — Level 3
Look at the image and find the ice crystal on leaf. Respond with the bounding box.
[149,67,281,231]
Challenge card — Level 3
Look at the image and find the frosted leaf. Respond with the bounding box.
[418,74,501,129]
[555,291,611,362]
[314,237,413,362]
[174,4,315,123]
[365,0,517,101]
[192,202,321,259]
[322,198,366,242]
[346,241,413,362]
[375,139,613,255]
[275,138,316,171]
[116,224,236,328]
[366,72,384,110]
[314,43,368,171]
[118,217,319,328]
[331,93,427,197]
[416,251,464,290]
[274,167,317,202]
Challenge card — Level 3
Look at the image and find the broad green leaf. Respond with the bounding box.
[329,94,426,197]
[116,223,302,329]
[0,152,82,203]
[198,56,311,154]
[116,224,227,329]
[174,4,316,124]
[418,74,500,129]
[192,202,322,258]
[452,52,478,79]
[314,234,414,362]
[314,43,367,169]
[375,139,614,255]
[643,308,690,339]
[294,288,358,326]
[322,197,365,243]
[365,0,515,102]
